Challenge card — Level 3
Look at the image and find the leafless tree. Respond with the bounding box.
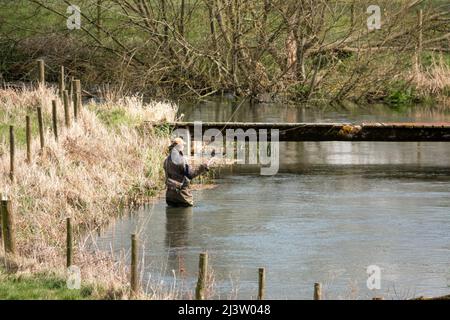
[2,0,449,101]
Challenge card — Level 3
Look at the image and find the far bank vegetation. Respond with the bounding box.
[0,0,449,105]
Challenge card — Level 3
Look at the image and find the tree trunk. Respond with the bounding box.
[285,29,297,80]
[207,0,217,50]
[179,0,185,37]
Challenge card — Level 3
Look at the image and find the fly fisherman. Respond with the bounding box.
[163,137,211,207]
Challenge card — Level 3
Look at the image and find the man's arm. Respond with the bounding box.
[185,163,209,180]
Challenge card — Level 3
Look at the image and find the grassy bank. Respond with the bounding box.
[0,85,177,299]
[0,266,99,300]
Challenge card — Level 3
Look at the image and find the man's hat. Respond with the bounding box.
[171,137,185,146]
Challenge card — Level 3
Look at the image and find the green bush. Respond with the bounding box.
[385,82,416,107]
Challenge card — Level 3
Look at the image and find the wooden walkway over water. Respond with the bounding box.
[165,122,450,142]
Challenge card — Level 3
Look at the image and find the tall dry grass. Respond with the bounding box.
[0,85,177,298]
[413,54,450,105]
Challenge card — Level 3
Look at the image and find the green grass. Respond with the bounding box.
[0,109,52,147]
[88,105,137,130]
[0,269,97,300]
[385,80,416,107]
[421,52,450,69]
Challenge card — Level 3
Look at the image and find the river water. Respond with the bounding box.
[94,101,450,299]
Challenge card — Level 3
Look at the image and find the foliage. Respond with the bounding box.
[0,0,448,103]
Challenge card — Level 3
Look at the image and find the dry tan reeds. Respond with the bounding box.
[0,85,177,298]
[413,54,450,95]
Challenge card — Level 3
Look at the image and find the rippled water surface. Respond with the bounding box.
[95,101,450,299]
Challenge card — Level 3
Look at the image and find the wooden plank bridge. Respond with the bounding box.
[165,122,450,142]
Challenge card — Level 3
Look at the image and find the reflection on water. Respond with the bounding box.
[165,206,193,249]
[180,99,450,124]
[165,206,193,276]
[94,101,450,299]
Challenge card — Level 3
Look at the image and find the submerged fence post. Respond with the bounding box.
[37,107,45,150]
[314,283,322,300]
[63,90,71,127]
[130,234,139,297]
[66,218,73,268]
[59,66,65,98]
[26,115,31,163]
[258,267,265,300]
[37,59,45,85]
[52,100,58,142]
[195,252,208,300]
[1,199,16,256]
[9,126,15,182]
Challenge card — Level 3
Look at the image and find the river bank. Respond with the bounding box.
[0,85,178,299]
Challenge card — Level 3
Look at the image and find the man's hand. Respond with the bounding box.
[207,157,217,167]
[200,162,210,172]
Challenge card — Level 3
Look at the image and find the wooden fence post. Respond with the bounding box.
[77,92,82,116]
[59,66,65,98]
[37,59,45,85]
[195,252,208,300]
[69,76,75,102]
[52,100,58,142]
[26,115,31,163]
[73,80,82,117]
[258,268,265,300]
[130,234,139,297]
[1,199,16,255]
[63,90,71,127]
[66,218,72,268]
[37,107,45,150]
[73,80,81,95]
[9,126,14,182]
[72,79,81,121]
[73,92,79,122]
[314,283,322,300]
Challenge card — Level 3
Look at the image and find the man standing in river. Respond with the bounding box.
[164,137,210,207]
